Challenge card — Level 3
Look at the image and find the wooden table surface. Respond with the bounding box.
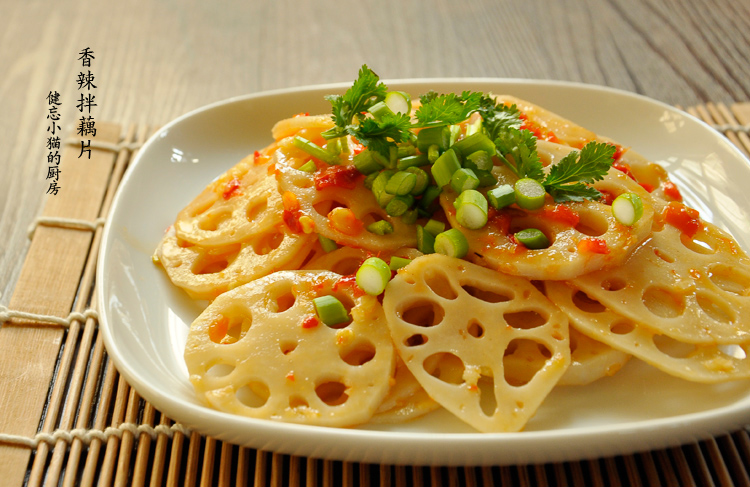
[2,0,750,300]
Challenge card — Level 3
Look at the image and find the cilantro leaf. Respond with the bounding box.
[477,96,523,141]
[493,127,544,181]
[323,65,388,139]
[348,112,412,158]
[542,142,615,202]
[414,91,482,127]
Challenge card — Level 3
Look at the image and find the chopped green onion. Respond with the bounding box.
[417,225,435,254]
[398,144,417,158]
[370,147,397,169]
[487,184,516,209]
[417,126,450,153]
[465,117,482,136]
[405,167,429,195]
[434,228,469,259]
[427,144,441,163]
[612,193,644,226]
[431,149,461,188]
[299,160,317,173]
[354,150,383,175]
[451,132,496,158]
[448,125,461,147]
[451,168,480,194]
[385,91,412,115]
[465,150,493,172]
[419,185,442,212]
[401,208,418,224]
[326,137,348,156]
[424,219,446,236]
[389,256,412,271]
[292,135,340,165]
[368,100,394,120]
[318,234,338,253]
[363,171,378,189]
[385,171,417,195]
[385,194,414,216]
[313,295,350,327]
[378,191,395,208]
[366,220,394,235]
[372,170,395,198]
[396,154,428,171]
[356,257,392,296]
[475,170,498,187]
[514,178,546,210]
[514,228,550,249]
[454,189,488,229]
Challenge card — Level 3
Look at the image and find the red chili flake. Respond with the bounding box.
[282,191,303,233]
[222,177,242,199]
[333,275,365,297]
[662,181,682,201]
[293,112,310,117]
[285,371,296,381]
[541,204,580,227]
[578,238,610,254]
[599,190,616,206]
[302,315,319,329]
[350,141,365,155]
[639,183,655,193]
[254,150,261,163]
[608,143,624,162]
[662,201,701,237]
[612,160,636,181]
[314,165,362,191]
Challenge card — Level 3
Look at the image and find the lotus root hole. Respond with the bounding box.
[250,231,284,255]
[462,284,513,303]
[680,233,716,255]
[362,212,388,228]
[401,300,445,327]
[575,210,609,237]
[478,375,498,417]
[268,285,296,313]
[569,334,579,353]
[425,352,465,385]
[340,340,376,366]
[601,277,627,291]
[315,381,349,406]
[193,252,235,275]
[610,320,635,335]
[209,314,252,344]
[572,290,606,313]
[289,395,310,409]
[503,339,549,386]
[331,258,364,276]
[642,286,685,318]
[708,265,750,296]
[236,382,270,408]
[197,209,232,231]
[467,320,485,338]
[313,199,347,217]
[246,197,269,222]
[696,292,735,324]
[653,248,675,263]
[280,340,298,355]
[424,270,458,300]
[405,334,427,347]
[205,363,235,378]
[652,334,696,359]
[504,310,548,329]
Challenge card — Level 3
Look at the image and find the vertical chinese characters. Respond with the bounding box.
[76,47,96,159]
[46,91,62,195]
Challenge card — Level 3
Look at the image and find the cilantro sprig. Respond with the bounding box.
[322,64,388,141]
[543,142,616,202]
[414,91,483,128]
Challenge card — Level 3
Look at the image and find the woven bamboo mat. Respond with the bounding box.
[1,103,750,487]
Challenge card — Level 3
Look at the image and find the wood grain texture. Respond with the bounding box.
[0,0,749,299]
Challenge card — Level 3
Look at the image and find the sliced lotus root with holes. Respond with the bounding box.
[303,246,423,275]
[382,254,570,432]
[154,226,316,300]
[275,148,417,251]
[546,281,750,382]
[494,95,596,149]
[184,270,395,427]
[371,355,440,424]
[174,151,283,246]
[446,169,655,280]
[571,220,750,344]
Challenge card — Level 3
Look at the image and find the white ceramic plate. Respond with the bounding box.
[98,79,750,466]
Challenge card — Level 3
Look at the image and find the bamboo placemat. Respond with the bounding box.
[1,103,750,487]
